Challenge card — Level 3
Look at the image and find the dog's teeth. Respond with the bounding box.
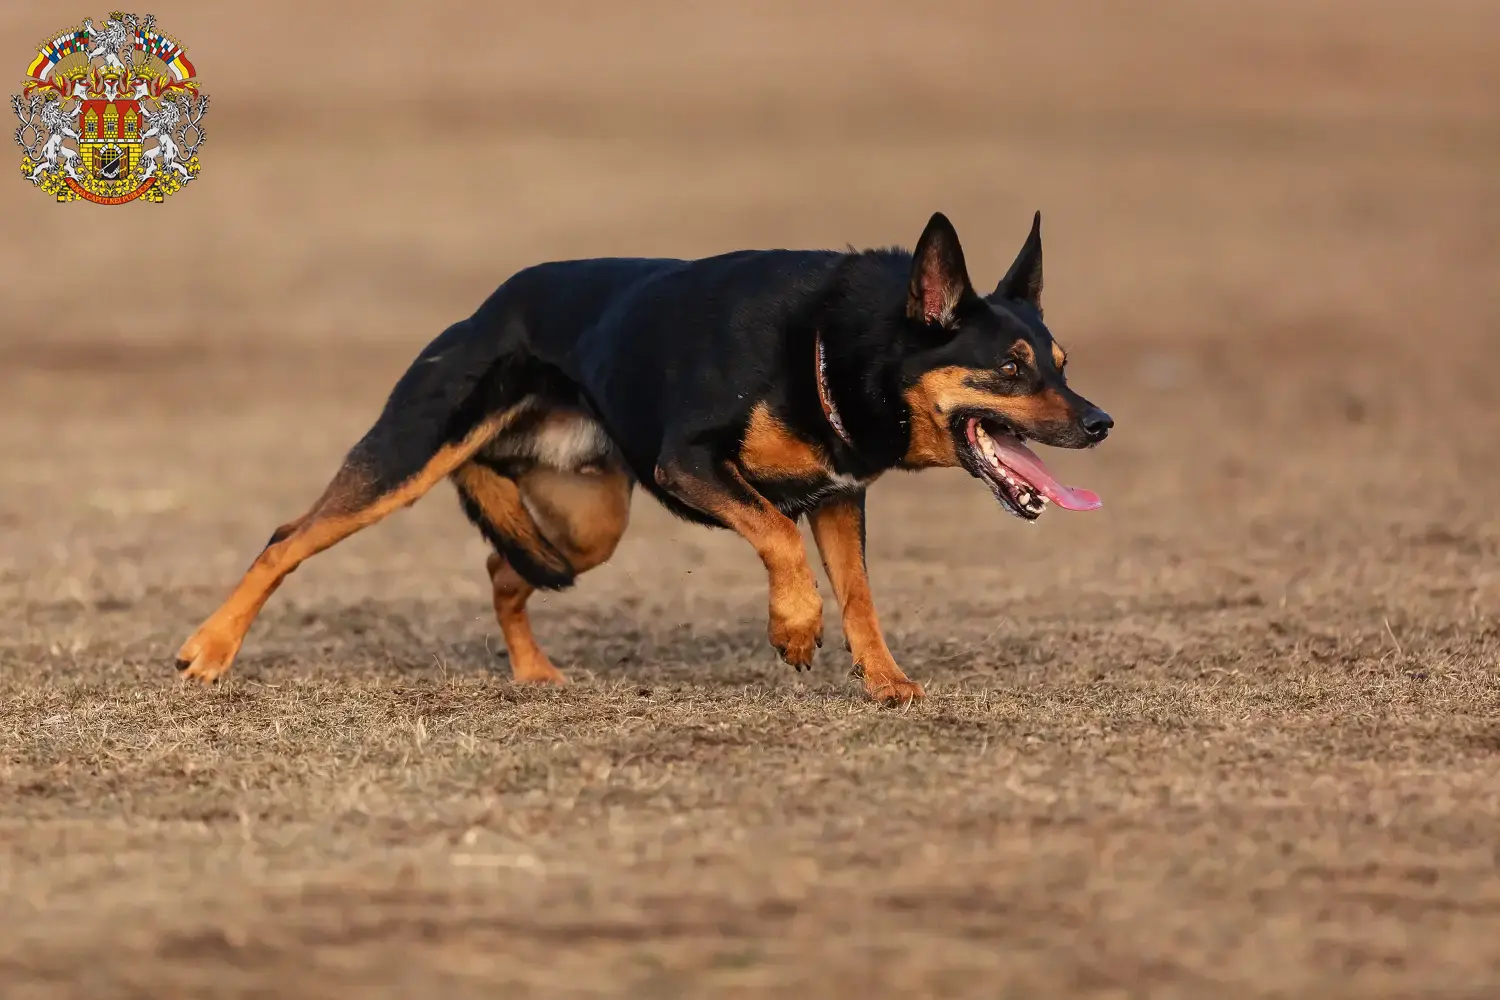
[1017,491,1032,505]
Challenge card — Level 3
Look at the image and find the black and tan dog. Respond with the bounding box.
[176,212,1111,704]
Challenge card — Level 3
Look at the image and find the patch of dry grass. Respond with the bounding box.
[3,0,1500,995]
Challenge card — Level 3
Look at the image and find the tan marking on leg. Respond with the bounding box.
[655,460,822,668]
[808,498,923,705]
[451,462,573,580]
[739,403,829,480]
[517,466,632,571]
[175,414,513,685]
[472,466,632,685]
[486,551,566,685]
[265,513,310,547]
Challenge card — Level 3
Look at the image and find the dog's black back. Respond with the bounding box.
[381,250,858,527]
[174,212,1111,696]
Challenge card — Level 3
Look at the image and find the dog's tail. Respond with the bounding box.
[337,297,594,593]
[341,299,541,499]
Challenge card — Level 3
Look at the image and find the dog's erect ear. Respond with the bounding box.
[907,212,973,328]
[994,210,1043,316]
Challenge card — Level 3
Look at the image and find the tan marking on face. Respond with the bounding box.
[740,403,829,479]
[1052,342,1067,370]
[900,368,968,467]
[900,395,959,467]
[988,390,1077,431]
[1012,341,1035,367]
[901,366,1075,467]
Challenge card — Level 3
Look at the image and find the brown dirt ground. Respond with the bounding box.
[3,2,1500,997]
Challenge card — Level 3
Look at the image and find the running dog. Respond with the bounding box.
[175,211,1112,705]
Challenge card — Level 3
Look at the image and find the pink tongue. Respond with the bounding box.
[988,433,1102,512]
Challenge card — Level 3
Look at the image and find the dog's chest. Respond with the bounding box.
[751,466,877,516]
[738,403,876,511]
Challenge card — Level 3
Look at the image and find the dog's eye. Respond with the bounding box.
[999,360,1019,377]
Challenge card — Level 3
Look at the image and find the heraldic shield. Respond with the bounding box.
[11,11,208,204]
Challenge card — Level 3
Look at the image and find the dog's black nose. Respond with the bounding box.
[1081,408,1113,442]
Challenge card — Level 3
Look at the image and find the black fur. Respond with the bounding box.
[352,212,1111,576]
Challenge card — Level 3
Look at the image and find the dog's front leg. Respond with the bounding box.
[808,495,925,706]
[654,452,823,669]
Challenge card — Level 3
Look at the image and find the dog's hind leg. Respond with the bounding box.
[456,462,633,684]
[174,407,518,685]
[485,551,565,685]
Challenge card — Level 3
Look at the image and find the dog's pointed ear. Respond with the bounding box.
[907,212,973,328]
[994,210,1043,315]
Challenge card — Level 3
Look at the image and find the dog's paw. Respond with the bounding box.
[174,627,242,685]
[510,656,569,686]
[859,664,925,707]
[866,677,925,707]
[768,599,823,671]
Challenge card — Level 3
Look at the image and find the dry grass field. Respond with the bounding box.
[2,1,1499,996]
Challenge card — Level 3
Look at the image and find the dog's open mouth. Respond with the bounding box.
[960,417,1102,521]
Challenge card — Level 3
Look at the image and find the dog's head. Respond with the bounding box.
[898,211,1111,520]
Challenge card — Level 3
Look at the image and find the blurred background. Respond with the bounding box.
[3,0,1497,603]
[7,0,1499,342]
[2,2,1499,995]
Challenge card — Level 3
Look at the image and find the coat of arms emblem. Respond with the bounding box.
[11,12,207,204]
